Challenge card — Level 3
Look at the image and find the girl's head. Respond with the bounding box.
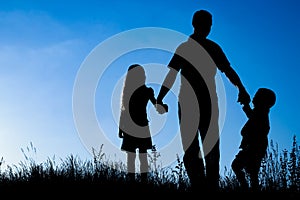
[126,64,146,85]
[121,64,146,109]
[252,88,276,109]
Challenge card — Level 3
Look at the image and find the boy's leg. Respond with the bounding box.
[247,159,262,191]
[249,172,259,191]
[231,151,248,190]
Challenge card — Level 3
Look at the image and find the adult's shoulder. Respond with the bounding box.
[174,40,188,51]
[179,37,222,51]
[173,39,194,56]
[205,38,223,49]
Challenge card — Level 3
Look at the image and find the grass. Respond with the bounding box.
[0,136,299,198]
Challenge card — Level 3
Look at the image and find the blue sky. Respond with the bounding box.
[0,0,299,175]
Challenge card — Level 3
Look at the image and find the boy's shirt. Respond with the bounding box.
[240,104,270,154]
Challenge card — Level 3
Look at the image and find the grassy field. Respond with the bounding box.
[0,136,299,198]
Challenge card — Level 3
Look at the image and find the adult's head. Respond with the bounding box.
[192,10,213,38]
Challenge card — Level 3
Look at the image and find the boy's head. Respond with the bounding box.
[253,88,276,109]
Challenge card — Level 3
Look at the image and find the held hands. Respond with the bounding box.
[118,128,124,138]
[237,88,251,105]
[156,100,168,114]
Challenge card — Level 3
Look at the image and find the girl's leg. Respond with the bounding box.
[139,148,148,183]
[127,151,136,182]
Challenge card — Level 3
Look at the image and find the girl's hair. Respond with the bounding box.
[120,64,146,112]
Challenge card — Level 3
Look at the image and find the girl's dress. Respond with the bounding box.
[119,85,154,152]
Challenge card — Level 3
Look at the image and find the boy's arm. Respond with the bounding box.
[242,104,253,118]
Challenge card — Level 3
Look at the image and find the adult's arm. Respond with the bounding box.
[156,67,178,103]
[222,65,250,105]
[155,68,177,114]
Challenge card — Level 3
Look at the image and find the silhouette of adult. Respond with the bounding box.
[156,10,250,191]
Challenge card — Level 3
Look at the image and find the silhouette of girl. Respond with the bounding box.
[118,64,166,183]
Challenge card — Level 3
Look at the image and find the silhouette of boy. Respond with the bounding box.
[232,88,276,191]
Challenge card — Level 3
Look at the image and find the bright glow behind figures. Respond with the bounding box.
[72,27,227,170]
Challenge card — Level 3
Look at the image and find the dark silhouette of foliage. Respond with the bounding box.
[0,136,299,197]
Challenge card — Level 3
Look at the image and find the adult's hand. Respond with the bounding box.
[118,129,124,138]
[156,102,168,114]
[237,89,251,105]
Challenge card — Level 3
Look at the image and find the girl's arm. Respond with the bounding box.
[149,88,157,106]
[149,87,168,113]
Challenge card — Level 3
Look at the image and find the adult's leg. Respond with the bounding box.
[183,134,206,190]
[179,102,205,190]
[199,98,220,191]
[204,138,220,190]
